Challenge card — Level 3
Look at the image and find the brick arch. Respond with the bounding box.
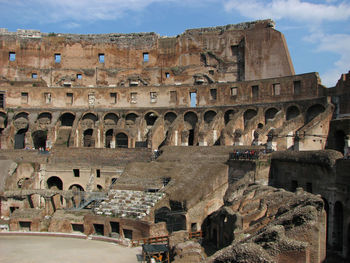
[204,110,217,124]
[82,112,98,122]
[286,105,301,121]
[103,112,120,124]
[306,104,325,123]
[164,111,178,125]
[47,176,63,190]
[144,111,159,126]
[264,107,279,124]
[37,112,52,124]
[59,112,76,126]
[14,111,29,120]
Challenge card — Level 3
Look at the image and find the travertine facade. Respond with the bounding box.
[0,20,349,262]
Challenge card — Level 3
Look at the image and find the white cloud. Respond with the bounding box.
[224,0,350,23]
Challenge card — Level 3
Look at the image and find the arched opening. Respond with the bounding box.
[125,113,138,126]
[224,110,235,125]
[37,112,52,124]
[244,109,257,127]
[204,110,217,124]
[286,106,300,121]
[184,112,198,146]
[145,112,158,126]
[335,130,346,154]
[32,130,47,149]
[164,112,177,125]
[155,207,171,224]
[83,129,94,147]
[265,108,278,124]
[306,104,325,123]
[116,133,128,148]
[14,128,28,149]
[14,112,29,121]
[334,201,344,251]
[60,113,75,126]
[104,113,119,125]
[69,184,84,192]
[105,129,113,148]
[47,176,63,190]
[82,113,98,123]
[96,185,103,191]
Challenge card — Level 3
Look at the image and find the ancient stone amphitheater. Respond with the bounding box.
[0,19,349,262]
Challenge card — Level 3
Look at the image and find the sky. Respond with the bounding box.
[0,0,349,87]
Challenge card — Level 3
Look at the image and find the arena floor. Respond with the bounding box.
[0,235,141,263]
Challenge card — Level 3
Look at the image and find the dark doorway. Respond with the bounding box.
[83,129,94,147]
[93,224,104,236]
[32,130,47,149]
[116,133,128,148]
[110,222,120,234]
[14,128,27,149]
[188,129,194,146]
[19,221,31,231]
[72,224,84,233]
[286,106,300,120]
[60,113,75,126]
[123,229,133,239]
[47,176,63,190]
[145,112,158,126]
[335,130,346,154]
[334,201,343,251]
[105,129,113,148]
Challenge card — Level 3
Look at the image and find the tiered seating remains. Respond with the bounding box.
[93,190,165,219]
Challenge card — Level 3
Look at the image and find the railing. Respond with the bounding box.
[188,230,202,239]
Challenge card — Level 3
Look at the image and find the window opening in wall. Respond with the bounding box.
[252,85,259,99]
[31,73,37,79]
[88,93,95,107]
[123,229,133,239]
[73,169,80,177]
[210,89,217,100]
[150,92,157,103]
[231,45,239,57]
[306,182,312,193]
[294,80,301,95]
[9,52,16,61]
[291,180,298,192]
[21,92,28,103]
[273,83,280,96]
[110,222,120,235]
[72,224,84,233]
[96,169,100,178]
[76,74,82,80]
[130,92,137,104]
[165,72,170,78]
[54,53,61,63]
[110,93,117,104]
[0,93,4,108]
[170,91,177,103]
[98,53,105,63]
[209,70,214,75]
[190,92,197,107]
[231,87,238,97]
[66,93,73,105]
[191,223,197,231]
[44,92,51,104]
[143,52,149,62]
[111,178,117,184]
[93,224,104,236]
[19,221,31,231]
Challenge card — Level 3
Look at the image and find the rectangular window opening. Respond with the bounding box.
[19,221,31,231]
[76,74,82,80]
[72,224,84,233]
[110,93,117,104]
[291,180,298,192]
[273,83,281,96]
[0,93,4,108]
[143,52,149,62]
[73,169,80,177]
[96,169,100,178]
[110,222,120,234]
[294,80,301,95]
[130,92,137,104]
[31,73,38,79]
[231,45,239,57]
[150,92,157,103]
[231,87,238,97]
[190,92,197,107]
[165,72,170,78]
[54,53,61,63]
[252,85,259,99]
[123,229,133,239]
[66,93,73,105]
[21,92,28,104]
[98,53,105,63]
[9,52,16,61]
[210,89,217,100]
[93,224,104,236]
[44,92,51,104]
[170,91,177,103]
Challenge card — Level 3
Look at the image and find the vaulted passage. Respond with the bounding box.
[32,130,47,149]
[47,176,63,190]
[204,110,217,124]
[145,112,158,126]
[60,113,75,126]
[164,112,177,125]
[14,128,28,149]
[286,106,300,120]
[83,129,94,147]
[265,108,278,124]
[244,109,257,127]
[105,129,113,148]
[116,133,128,148]
[306,104,325,123]
[224,110,235,125]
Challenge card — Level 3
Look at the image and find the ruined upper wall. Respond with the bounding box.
[0,19,294,88]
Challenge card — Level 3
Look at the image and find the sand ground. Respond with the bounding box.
[0,235,141,263]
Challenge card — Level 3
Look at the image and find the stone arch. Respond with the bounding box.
[144,111,158,126]
[184,111,198,129]
[164,112,177,125]
[265,107,279,124]
[82,112,98,122]
[14,112,29,120]
[103,113,119,125]
[69,184,84,191]
[105,129,113,148]
[116,132,128,148]
[224,109,235,125]
[286,105,300,121]
[204,110,217,124]
[47,176,63,190]
[83,129,94,147]
[335,130,346,154]
[244,109,257,126]
[32,130,47,149]
[125,113,138,126]
[306,104,325,123]
[96,185,103,191]
[334,201,344,251]
[59,112,75,126]
[37,112,52,125]
[14,128,28,149]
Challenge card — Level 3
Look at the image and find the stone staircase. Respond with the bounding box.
[93,189,165,219]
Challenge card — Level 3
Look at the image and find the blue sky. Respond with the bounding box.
[0,0,349,87]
